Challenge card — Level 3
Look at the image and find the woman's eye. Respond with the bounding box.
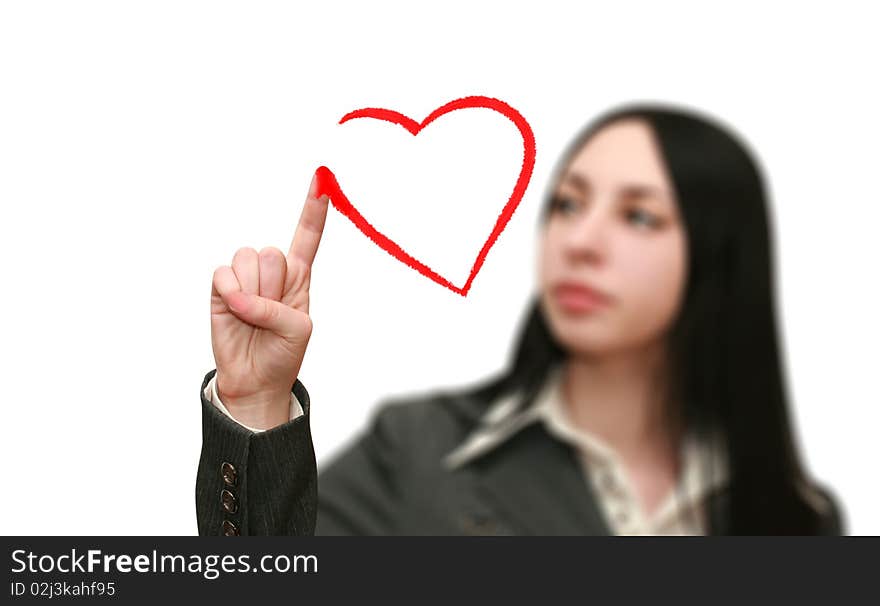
[550,195,579,215]
[626,208,662,229]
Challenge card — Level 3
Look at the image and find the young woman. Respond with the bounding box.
[196,103,845,535]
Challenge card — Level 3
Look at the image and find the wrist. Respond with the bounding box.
[218,387,293,431]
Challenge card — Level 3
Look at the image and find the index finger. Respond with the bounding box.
[287,168,330,267]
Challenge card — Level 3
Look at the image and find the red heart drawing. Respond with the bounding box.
[313,95,536,296]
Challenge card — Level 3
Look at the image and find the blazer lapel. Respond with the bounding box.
[467,422,613,535]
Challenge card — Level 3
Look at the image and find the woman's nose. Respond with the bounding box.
[562,206,611,263]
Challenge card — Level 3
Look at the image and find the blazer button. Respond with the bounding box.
[222,520,240,536]
[220,462,237,487]
[460,513,499,535]
[221,489,238,514]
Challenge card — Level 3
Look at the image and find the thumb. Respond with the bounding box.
[223,291,303,341]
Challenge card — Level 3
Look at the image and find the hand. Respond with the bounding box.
[210,170,330,429]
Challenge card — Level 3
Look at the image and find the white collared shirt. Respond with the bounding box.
[207,368,729,535]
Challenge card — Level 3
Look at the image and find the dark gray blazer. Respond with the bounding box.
[195,369,845,536]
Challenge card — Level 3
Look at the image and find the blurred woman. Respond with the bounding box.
[196,102,845,535]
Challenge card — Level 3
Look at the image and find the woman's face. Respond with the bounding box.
[538,118,688,357]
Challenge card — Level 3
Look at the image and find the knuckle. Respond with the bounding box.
[212,265,231,288]
[232,246,258,262]
[289,257,309,277]
[264,300,280,323]
[259,246,283,260]
[258,247,286,274]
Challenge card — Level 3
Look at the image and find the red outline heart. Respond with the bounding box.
[313,95,536,296]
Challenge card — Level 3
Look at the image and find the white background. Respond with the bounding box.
[1,1,877,535]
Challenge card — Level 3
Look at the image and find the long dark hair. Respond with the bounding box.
[467,102,843,535]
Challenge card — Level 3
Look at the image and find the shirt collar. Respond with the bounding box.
[443,364,729,503]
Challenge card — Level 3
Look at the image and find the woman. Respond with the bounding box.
[196,102,845,535]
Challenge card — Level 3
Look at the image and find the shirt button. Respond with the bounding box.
[221,489,238,514]
[222,520,240,536]
[221,462,237,487]
[614,508,630,526]
[594,467,624,496]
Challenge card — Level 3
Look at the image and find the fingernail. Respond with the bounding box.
[309,170,319,199]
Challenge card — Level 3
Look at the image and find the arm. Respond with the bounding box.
[199,170,330,535]
[196,368,317,536]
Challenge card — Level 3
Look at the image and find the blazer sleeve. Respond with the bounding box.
[196,368,317,536]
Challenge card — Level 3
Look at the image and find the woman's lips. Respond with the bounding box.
[553,282,613,314]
